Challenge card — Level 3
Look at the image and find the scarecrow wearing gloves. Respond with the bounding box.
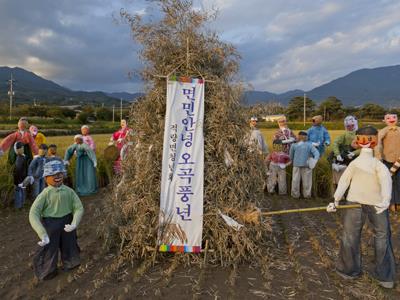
[273,115,296,154]
[27,144,49,199]
[330,116,360,188]
[307,115,331,155]
[327,126,395,289]
[29,160,84,280]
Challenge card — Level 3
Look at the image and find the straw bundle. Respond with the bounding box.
[100,0,272,267]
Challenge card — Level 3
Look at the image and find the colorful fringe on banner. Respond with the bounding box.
[168,75,204,84]
[159,244,202,253]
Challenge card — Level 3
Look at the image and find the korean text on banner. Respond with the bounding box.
[158,77,205,253]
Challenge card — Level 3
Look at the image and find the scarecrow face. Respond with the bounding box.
[298,134,308,142]
[384,114,398,127]
[277,118,287,128]
[29,126,38,137]
[121,119,127,129]
[38,148,47,157]
[356,134,377,148]
[81,127,89,135]
[18,120,28,131]
[249,119,257,128]
[74,137,83,144]
[344,116,358,132]
[48,147,57,156]
[312,116,323,125]
[45,172,64,187]
[15,147,24,155]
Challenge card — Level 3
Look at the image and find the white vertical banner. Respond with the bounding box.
[158,77,204,253]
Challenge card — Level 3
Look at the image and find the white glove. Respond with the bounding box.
[347,152,355,159]
[282,138,295,144]
[28,176,34,185]
[33,155,40,158]
[326,202,338,213]
[312,142,320,147]
[38,235,50,247]
[64,224,76,232]
[17,183,26,189]
[117,138,123,143]
[336,155,344,162]
[375,205,387,214]
[63,160,70,166]
[93,162,97,168]
[108,141,114,146]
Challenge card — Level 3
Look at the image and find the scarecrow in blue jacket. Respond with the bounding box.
[27,144,48,199]
[307,115,331,155]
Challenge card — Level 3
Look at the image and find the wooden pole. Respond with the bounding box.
[261,204,361,216]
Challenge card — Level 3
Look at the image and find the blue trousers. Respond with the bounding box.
[32,177,46,199]
[14,186,26,208]
[337,202,396,282]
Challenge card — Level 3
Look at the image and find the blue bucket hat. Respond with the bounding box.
[43,160,66,177]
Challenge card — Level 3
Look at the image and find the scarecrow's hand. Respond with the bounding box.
[326,202,337,213]
[374,205,387,215]
[38,235,50,247]
[312,142,320,147]
[63,160,70,166]
[64,224,76,232]
[347,152,355,159]
[336,155,344,162]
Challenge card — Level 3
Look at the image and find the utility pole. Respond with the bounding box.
[303,93,306,127]
[120,98,123,121]
[112,105,115,123]
[7,73,15,121]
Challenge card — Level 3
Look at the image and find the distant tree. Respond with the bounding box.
[60,108,77,119]
[343,106,358,117]
[77,112,90,124]
[95,107,113,121]
[46,107,64,118]
[316,96,344,120]
[286,96,316,120]
[359,103,385,120]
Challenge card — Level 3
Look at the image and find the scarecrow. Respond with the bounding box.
[273,115,296,154]
[330,116,360,187]
[27,144,48,199]
[81,125,96,152]
[307,115,330,155]
[109,119,131,174]
[0,117,38,164]
[248,116,269,156]
[29,125,47,148]
[29,160,84,280]
[266,139,291,195]
[376,113,400,212]
[327,126,395,289]
[13,141,28,208]
[64,135,98,196]
[47,144,63,163]
[289,131,320,199]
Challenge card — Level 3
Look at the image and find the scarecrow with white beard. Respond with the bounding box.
[330,116,360,187]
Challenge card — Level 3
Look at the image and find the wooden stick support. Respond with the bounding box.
[261,204,361,216]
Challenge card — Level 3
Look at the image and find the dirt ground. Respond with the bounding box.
[1,190,400,300]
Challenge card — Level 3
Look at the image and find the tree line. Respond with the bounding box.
[248,96,396,121]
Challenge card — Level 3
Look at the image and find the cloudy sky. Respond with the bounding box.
[1,0,399,93]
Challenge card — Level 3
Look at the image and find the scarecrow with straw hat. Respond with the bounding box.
[29,160,84,280]
[327,126,395,289]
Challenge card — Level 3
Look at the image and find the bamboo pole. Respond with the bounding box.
[261,204,361,216]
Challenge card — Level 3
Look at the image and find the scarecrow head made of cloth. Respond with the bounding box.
[29,125,38,138]
[344,115,358,132]
[297,131,308,142]
[277,116,288,129]
[48,144,57,156]
[249,116,258,129]
[384,113,398,127]
[81,125,90,136]
[43,160,65,187]
[355,126,378,149]
[311,115,323,126]
[18,117,28,132]
[74,134,84,145]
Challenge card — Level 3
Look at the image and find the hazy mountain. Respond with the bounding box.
[106,92,144,102]
[245,65,400,107]
[0,67,132,105]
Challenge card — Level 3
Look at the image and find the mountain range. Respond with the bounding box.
[243,65,400,107]
[1,65,400,107]
[0,67,142,105]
